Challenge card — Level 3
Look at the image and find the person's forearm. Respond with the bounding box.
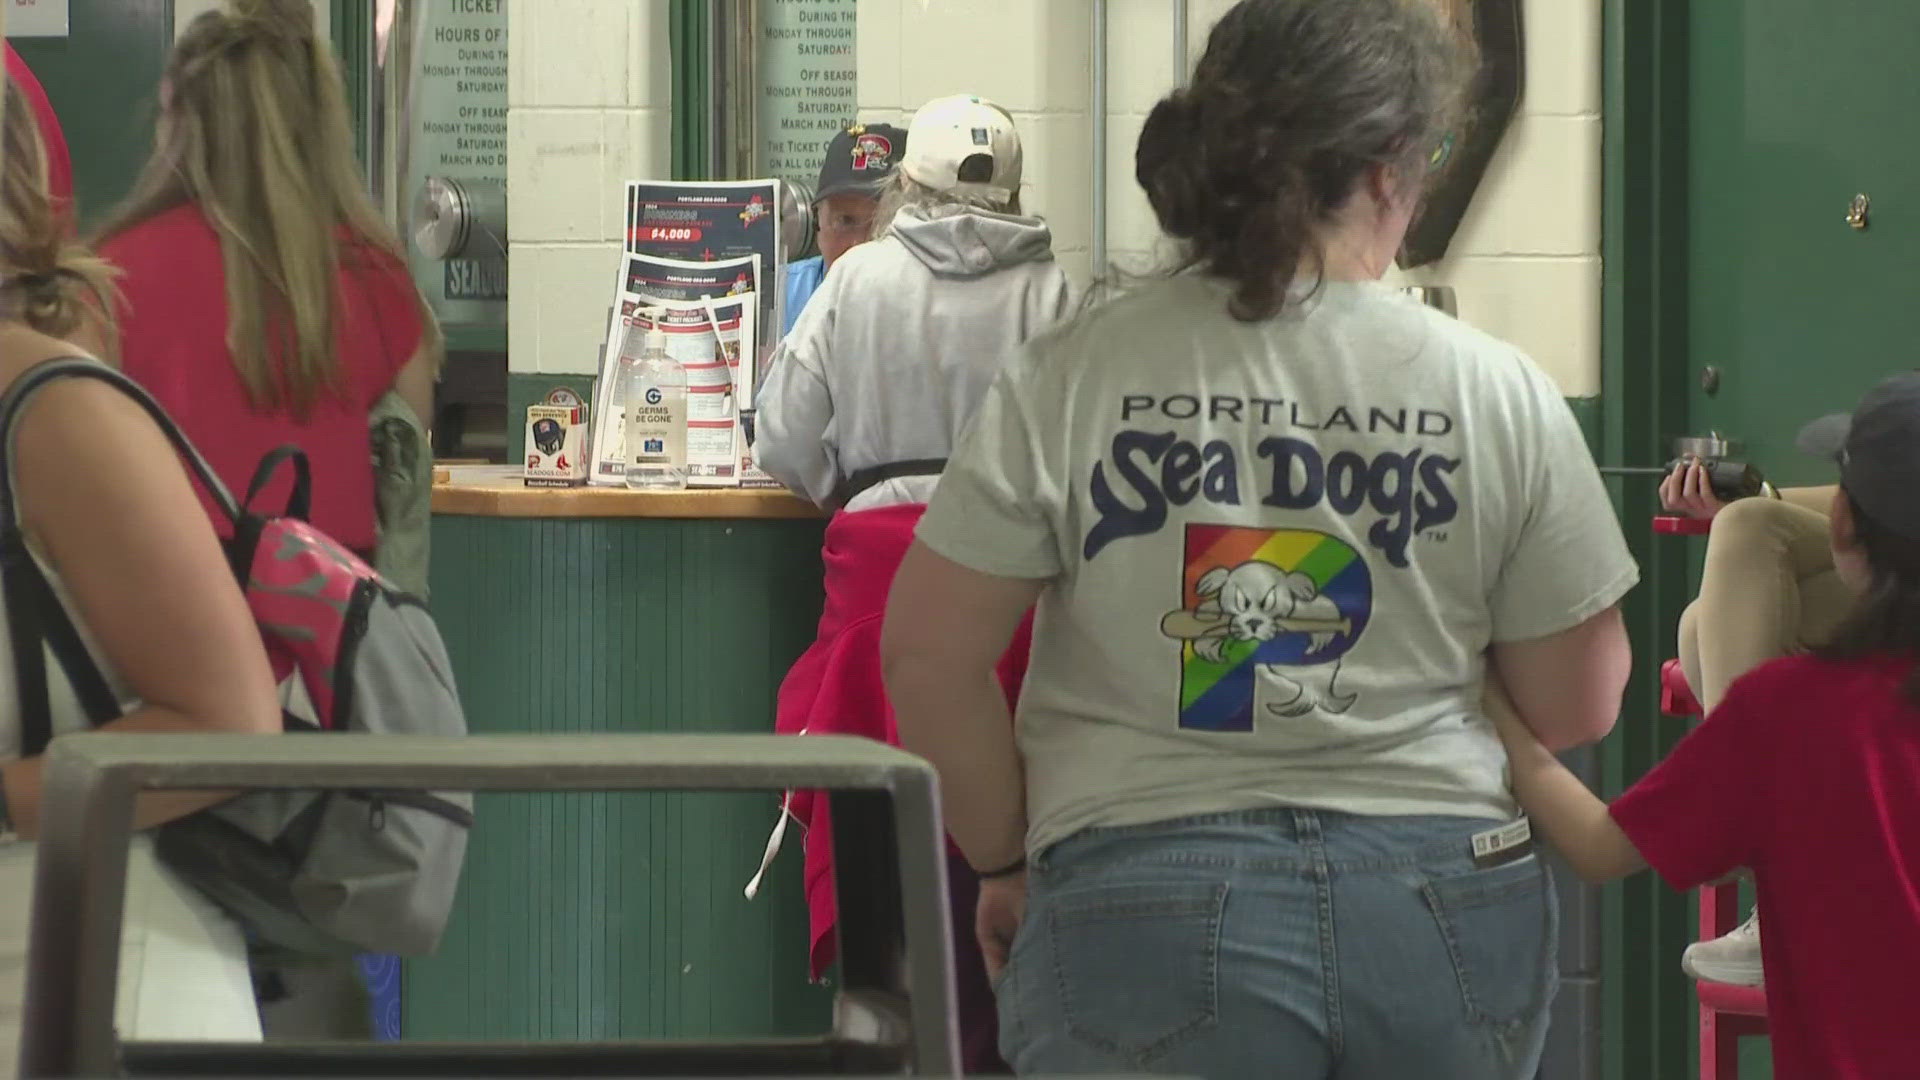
[1,705,257,839]
[749,427,836,509]
[1502,734,1646,884]
[890,668,1027,871]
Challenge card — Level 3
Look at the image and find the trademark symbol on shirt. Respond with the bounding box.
[1424,529,1450,543]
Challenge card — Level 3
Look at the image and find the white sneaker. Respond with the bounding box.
[1682,908,1764,987]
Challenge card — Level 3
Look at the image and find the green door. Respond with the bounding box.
[12,1,379,230]
[1674,3,1920,1076]
[1687,1,1920,483]
[11,0,174,230]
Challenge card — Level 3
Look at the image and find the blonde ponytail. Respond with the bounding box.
[0,73,117,342]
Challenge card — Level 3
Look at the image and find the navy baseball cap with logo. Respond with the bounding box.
[1797,371,1920,539]
[814,122,908,203]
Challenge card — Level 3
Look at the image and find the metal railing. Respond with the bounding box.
[20,733,957,1078]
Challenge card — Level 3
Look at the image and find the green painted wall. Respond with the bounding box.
[1600,0,1701,1074]
[406,513,834,1040]
[13,0,173,230]
[1569,395,1601,454]
[669,0,709,180]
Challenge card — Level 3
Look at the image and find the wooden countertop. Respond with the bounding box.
[431,468,823,520]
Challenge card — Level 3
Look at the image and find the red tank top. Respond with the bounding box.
[100,205,423,552]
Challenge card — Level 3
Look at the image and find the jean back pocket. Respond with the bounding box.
[1421,856,1556,1028]
[1045,880,1227,1063]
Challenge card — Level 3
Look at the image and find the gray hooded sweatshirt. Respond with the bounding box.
[755,203,1074,511]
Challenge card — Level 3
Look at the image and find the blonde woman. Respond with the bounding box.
[95,0,440,559]
[0,71,281,1068]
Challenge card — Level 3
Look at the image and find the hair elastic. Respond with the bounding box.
[977,856,1027,880]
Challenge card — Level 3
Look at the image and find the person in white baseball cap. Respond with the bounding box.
[758,90,1060,511]
[898,94,1025,209]
[754,90,1068,1077]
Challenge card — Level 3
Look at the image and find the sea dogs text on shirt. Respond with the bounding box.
[1083,394,1462,568]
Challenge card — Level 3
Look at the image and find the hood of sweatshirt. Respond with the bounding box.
[888,203,1056,278]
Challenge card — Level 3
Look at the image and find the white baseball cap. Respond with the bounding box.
[901,95,1023,204]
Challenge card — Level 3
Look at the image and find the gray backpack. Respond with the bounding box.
[1,359,470,959]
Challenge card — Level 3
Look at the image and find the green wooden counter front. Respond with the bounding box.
[405,479,833,1041]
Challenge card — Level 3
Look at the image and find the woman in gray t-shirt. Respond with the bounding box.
[882,1,1637,1076]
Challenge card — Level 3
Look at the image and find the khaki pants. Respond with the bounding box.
[1677,489,1853,712]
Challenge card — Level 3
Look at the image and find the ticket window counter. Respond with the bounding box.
[381,0,845,1037]
[403,473,835,1039]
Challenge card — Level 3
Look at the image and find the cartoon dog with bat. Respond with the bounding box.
[1162,559,1359,718]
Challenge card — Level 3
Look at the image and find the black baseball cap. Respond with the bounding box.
[1797,371,1920,538]
[814,123,908,203]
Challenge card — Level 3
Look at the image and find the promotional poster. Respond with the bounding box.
[625,181,785,367]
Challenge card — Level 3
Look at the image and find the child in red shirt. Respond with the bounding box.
[1495,371,1920,1079]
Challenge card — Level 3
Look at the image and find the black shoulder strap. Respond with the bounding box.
[4,533,54,755]
[4,531,119,753]
[242,445,313,521]
[0,360,243,748]
[0,359,242,527]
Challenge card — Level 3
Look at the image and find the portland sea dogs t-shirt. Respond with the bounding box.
[916,275,1640,854]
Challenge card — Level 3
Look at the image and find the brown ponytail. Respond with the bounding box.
[1137,0,1474,322]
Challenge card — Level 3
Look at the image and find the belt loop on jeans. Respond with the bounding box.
[1290,808,1323,845]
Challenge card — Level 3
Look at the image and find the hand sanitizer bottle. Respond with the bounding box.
[624,319,688,490]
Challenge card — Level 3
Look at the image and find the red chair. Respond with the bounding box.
[1654,522,1771,1079]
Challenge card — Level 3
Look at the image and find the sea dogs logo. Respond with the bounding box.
[849,126,895,171]
[1162,526,1371,731]
[739,194,769,227]
[1082,393,1463,570]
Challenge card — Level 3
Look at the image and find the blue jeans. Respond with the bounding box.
[995,809,1556,1079]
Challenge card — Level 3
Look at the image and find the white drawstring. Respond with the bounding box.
[744,790,804,900]
[744,724,811,900]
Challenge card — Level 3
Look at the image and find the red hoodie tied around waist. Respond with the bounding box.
[773,502,1032,978]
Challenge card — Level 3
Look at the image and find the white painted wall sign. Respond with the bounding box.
[7,0,70,38]
[759,0,858,187]
[406,0,508,325]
